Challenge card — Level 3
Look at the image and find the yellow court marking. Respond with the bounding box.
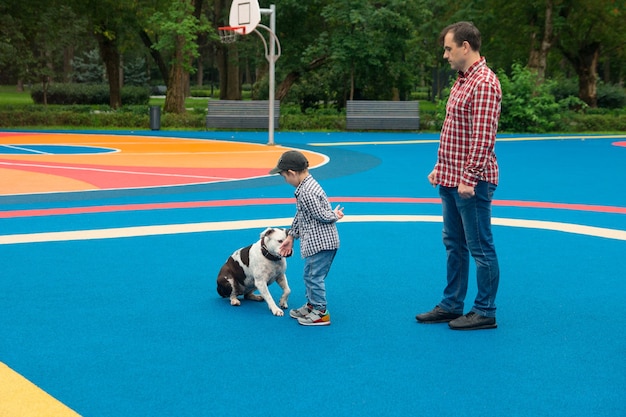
[309,134,626,146]
[0,362,81,417]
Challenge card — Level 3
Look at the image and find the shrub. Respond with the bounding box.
[497,64,564,133]
[597,82,626,109]
[31,83,150,106]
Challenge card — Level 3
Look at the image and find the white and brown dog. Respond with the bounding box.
[216,228,291,316]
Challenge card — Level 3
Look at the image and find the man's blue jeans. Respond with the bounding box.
[438,181,499,317]
[303,249,337,311]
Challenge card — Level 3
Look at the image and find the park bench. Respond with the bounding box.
[206,100,280,129]
[346,100,420,130]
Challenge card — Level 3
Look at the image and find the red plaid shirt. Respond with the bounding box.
[435,57,501,187]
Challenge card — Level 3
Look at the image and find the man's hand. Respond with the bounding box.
[458,183,475,199]
[427,170,438,187]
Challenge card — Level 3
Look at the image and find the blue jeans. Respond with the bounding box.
[438,181,499,317]
[303,249,337,311]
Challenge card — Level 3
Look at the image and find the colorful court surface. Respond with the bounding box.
[0,130,624,417]
[0,132,327,194]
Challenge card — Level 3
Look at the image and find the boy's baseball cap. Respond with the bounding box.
[269,150,309,174]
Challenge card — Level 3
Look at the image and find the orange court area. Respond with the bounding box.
[0,132,326,195]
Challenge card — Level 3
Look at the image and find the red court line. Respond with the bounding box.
[0,197,624,219]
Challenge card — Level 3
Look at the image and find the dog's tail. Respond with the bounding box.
[216,276,231,298]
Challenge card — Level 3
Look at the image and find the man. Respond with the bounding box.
[416,21,501,330]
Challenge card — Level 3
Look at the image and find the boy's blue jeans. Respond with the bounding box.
[438,181,500,318]
[303,249,337,311]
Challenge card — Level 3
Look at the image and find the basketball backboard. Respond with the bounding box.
[228,0,261,34]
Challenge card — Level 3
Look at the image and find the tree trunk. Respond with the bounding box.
[276,72,299,101]
[349,64,355,101]
[275,56,327,100]
[560,41,600,108]
[95,32,122,109]
[577,44,600,108]
[139,29,170,88]
[164,34,189,113]
[197,58,204,86]
[217,45,241,100]
[214,0,241,100]
[63,46,74,83]
[528,0,553,81]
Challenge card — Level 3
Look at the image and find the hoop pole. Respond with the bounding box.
[259,5,280,145]
[268,5,276,146]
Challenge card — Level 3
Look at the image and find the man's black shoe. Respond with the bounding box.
[448,312,497,330]
[416,306,462,323]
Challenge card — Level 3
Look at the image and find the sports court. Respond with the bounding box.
[0,129,624,417]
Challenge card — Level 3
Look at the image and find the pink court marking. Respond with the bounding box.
[0,197,624,219]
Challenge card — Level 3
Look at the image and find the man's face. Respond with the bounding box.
[442,32,467,72]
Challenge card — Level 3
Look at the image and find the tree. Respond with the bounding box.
[0,0,87,97]
[150,0,209,112]
[554,0,626,107]
[213,0,243,100]
[278,0,431,106]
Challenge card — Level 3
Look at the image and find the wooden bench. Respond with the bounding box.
[346,100,420,130]
[206,100,280,129]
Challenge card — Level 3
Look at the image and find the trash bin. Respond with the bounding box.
[149,105,161,130]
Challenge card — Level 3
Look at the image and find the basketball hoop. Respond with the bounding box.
[218,26,246,44]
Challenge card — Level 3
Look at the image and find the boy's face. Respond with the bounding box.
[280,170,301,187]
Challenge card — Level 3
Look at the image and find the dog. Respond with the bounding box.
[216,227,291,316]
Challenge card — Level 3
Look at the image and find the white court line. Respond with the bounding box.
[0,161,228,180]
[309,134,626,147]
[0,215,624,245]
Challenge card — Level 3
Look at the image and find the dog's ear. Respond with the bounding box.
[260,227,273,239]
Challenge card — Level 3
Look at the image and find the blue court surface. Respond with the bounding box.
[0,130,625,417]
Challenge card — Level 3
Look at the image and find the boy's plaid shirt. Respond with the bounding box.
[289,175,340,258]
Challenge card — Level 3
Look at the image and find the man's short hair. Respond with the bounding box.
[439,21,482,51]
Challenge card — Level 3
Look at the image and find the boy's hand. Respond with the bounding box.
[334,204,344,219]
[279,235,294,257]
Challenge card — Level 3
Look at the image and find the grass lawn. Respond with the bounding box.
[0,85,34,105]
[0,85,202,108]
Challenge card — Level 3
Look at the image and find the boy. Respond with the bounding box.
[269,150,344,326]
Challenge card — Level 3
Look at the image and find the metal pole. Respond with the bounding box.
[260,5,278,145]
[268,5,276,145]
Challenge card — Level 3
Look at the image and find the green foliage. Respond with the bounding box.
[148,0,209,72]
[597,82,626,109]
[30,84,150,106]
[498,64,575,133]
[0,98,623,132]
[0,104,204,129]
[430,65,614,133]
[549,77,626,109]
[561,113,626,132]
[124,58,150,87]
[72,50,105,83]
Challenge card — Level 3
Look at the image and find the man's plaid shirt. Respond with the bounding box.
[289,175,340,258]
[436,57,501,188]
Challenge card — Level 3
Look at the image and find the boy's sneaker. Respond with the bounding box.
[289,303,313,319]
[297,309,331,326]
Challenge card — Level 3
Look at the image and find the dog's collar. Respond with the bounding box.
[261,240,282,261]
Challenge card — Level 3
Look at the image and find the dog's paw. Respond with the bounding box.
[230,298,241,306]
[271,308,284,316]
[279,302,288,309]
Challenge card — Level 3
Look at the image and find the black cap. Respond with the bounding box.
[269,150,309,174]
